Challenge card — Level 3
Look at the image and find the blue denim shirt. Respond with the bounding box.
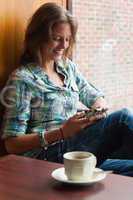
[1,58,104,157]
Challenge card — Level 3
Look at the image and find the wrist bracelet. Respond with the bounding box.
[39,131,49,148]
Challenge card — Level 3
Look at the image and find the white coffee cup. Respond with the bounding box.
[63,151,97,181]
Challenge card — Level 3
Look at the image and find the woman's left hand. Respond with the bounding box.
[91,97,109,111]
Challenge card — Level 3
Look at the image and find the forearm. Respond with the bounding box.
[5,129,63,154]
[5,133,41,154]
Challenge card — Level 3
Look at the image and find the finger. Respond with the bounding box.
[75,112,86,119]
[96,113,106,119]
[102,112,107,118]
[77,117,93,129]
[81,121,93,129]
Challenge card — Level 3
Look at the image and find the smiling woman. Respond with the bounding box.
[40,22,72,87]
[20,3,77,67]
[18,2,77,87]
[1,2,133,177]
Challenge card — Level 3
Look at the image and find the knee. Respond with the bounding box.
[120,108,133,130]
[121,108,133,116]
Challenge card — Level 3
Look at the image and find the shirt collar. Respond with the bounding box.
[26,59,69,78]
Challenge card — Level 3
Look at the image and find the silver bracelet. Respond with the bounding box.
[39,131,49,149]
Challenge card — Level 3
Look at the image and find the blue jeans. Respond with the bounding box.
[38,108,133,176]
[100,159,133,177]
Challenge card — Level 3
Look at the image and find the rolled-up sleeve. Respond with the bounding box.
[71,62,104,108]
[1,78,32,139]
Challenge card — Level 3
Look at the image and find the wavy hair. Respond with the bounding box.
[20,2,78,65]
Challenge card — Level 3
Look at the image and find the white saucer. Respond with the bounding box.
[51,167,107,185]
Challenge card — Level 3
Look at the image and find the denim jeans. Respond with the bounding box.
[37,108,133,176]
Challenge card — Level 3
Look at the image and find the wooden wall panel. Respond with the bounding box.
[0,0,66,90]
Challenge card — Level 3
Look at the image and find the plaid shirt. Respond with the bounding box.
[1,59,103,157]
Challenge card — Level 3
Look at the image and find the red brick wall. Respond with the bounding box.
[71,0,133,111]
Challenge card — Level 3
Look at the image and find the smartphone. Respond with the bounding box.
[85,108,108,118]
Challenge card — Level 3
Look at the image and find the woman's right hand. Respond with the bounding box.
[61,111,103,139]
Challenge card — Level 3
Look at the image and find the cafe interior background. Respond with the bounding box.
[0,0,133,154]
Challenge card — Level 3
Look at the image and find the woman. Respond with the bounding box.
[1,3,133,176]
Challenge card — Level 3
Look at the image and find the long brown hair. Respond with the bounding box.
[20,2,78,65]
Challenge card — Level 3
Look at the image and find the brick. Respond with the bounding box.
[71,0,133,111]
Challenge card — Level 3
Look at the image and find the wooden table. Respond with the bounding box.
[0,155,132,200]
